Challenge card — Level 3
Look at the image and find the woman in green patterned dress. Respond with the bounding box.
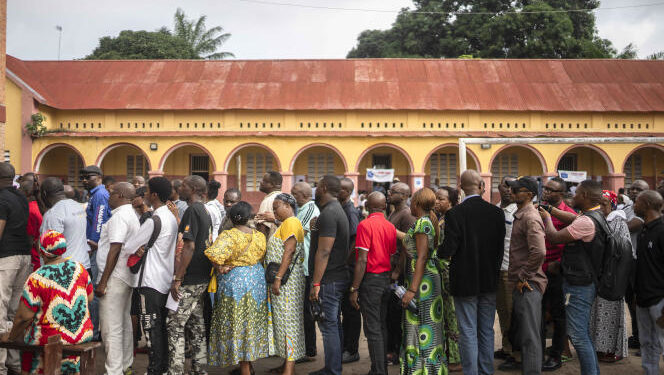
[265,193,306,375]
[396,187,448,375]
[435,187,462,372]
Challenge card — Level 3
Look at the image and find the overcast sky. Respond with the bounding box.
[7,0,664,60]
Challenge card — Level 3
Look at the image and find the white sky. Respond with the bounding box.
[7,0,664,60]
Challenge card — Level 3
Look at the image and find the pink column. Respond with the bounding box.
[604,173,625,193]
[542,172,558,180]
[480,172,492,202]
[147,170,164,178]
[344,172,360,205]
[281,171,294,194]
[212,171,228,200]
[408,173,426,192]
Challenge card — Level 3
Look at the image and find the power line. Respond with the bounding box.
[235,0,664,15]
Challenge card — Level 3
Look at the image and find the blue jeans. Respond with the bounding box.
[454,293,496,375]
[563,281,599,375]
[317,280,348,375]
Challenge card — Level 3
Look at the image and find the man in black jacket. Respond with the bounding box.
[439,169,505,375]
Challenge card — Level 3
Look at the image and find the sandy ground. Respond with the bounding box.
[96,311,663,374]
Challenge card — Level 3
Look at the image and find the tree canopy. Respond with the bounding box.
[85,8,233,60]
[85,29,197,60]
[347,0,635,59]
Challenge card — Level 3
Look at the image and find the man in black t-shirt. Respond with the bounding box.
[309,175,350,375]
[0,162,31,374]
[167,175,212,375]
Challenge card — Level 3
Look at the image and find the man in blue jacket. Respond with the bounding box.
[82,165,111,341]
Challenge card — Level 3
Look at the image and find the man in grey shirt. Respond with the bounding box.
[39,177,90,268]
[171,179,188,220]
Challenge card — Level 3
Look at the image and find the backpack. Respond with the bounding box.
[585,211,633,301]
[127,215,162,288]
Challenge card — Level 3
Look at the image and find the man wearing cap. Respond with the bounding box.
[81,165,110,341]
[506,177,547,375]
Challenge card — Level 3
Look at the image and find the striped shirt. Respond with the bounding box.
[297,200,320,276]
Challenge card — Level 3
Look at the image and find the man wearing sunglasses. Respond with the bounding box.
[81,165,111,341]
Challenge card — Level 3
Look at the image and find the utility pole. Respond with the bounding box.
[56,25,62,60]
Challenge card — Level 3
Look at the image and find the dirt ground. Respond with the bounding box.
[98,312,663,374]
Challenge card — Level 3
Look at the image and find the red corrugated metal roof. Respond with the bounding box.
[6,55,664,112]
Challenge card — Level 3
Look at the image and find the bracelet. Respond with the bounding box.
[407,288,418,294]
[313,283,321,287]
[274,275,282,280]
[173,275,183,282]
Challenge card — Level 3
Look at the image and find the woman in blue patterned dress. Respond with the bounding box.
[265,193,306,375]
[396,187,448,375]
[205,201,268,375]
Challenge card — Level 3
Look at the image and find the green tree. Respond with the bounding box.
[647,51,664,60]
[85,29,197,60]
[173,8,234,59]
[348,0,631,59]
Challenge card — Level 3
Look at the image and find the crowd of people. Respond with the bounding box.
[0,160,662,375]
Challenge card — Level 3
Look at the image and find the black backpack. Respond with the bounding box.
[586,211,633,301]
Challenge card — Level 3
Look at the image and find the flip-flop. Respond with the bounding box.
[561,355,573,363]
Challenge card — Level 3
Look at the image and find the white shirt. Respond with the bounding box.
[40,199,91,268]
[96,204,140,286]
[123,205,178,293]
[498,202,518,271]
[623,202,643,259]
[205,199,225,242]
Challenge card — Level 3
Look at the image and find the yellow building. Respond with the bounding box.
[5,56,664,206]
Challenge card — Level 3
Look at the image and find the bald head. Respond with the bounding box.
[0,163,15,187]
[636,190,664,212]
[113,182,136,199]
[63,185,75,199]
[366,191,386,213]
[291,181,312,206]
[460,169,483,196]
[388,182,410,205]
[629,179,650,200]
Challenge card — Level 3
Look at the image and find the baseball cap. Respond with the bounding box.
[80,165,103,176]
[507,176,538,195]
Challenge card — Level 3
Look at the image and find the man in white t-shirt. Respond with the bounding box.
[255,171,282,240]
[39,177,90,268]
[95,182,140,375]
[539,180,603,375]
[124,177,178,375]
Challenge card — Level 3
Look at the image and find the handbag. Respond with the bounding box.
[127,215,162,289]
[265,251,300,285]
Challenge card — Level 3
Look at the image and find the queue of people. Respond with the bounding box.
[0,159,662,375]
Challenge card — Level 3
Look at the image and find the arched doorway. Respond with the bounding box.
[160,143,216,181]
[356,144,413,194]
[556,145,613,188]
[34,144,85,189]
[97,143,151,182]
[623,144,664,188]
[424,144,480,189]
[490,145,546,202]
[290,144,347,186]
[224,143,281,208]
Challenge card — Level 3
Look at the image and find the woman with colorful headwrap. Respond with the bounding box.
[589,190,629,362]
[0,230,93,374]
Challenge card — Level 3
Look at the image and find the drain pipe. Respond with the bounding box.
[459,137,664,174]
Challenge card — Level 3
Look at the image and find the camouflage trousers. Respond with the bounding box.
[167,283,208,375]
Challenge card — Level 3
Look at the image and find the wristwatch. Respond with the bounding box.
[349,286,358,293]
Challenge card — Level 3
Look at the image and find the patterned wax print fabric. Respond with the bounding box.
[400,216,448,375]
[205,228,269,367]
[265,216,306,361]
[437,220,461,365]
[20,260,93,374]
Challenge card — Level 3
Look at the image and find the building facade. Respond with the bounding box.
[5,56,664,206]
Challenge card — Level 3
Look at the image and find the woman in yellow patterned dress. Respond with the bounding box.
[266,193,306,375]
[204,201,268,375]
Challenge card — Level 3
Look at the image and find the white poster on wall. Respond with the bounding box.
[413,177,424,190]
[366,168,395,183]
[558,170,587,183]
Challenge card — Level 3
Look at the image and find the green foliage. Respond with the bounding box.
[173,8,234,59]
[25,113,47,138]
[647,51,664,60]
[85,30,197,60]
[348,0,633,59]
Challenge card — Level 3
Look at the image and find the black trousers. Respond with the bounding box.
[342,266,362,354]
[359,273,391,375]
[304,276,318,357]
[625,262,639,339]
[541,270,566,359]
[138,287,169,375]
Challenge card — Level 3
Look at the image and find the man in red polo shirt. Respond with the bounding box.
[349,191,397,375]
[540,176,578,371]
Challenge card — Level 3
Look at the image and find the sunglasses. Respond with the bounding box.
[511,187,530,194]
[79,174,99,181]
[542,186,563,193]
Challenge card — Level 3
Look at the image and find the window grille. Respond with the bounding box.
[307,153,335,182]
[126,155,149,181]
[624,154,642,186]
[68,155,83,189]
[429,153,457,187]
[246,153,274,191]
[557,154,578,172]
[491,153,519,192]
[191,155,210,181]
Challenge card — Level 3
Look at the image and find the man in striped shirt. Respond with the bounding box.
[292,181,320,360]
